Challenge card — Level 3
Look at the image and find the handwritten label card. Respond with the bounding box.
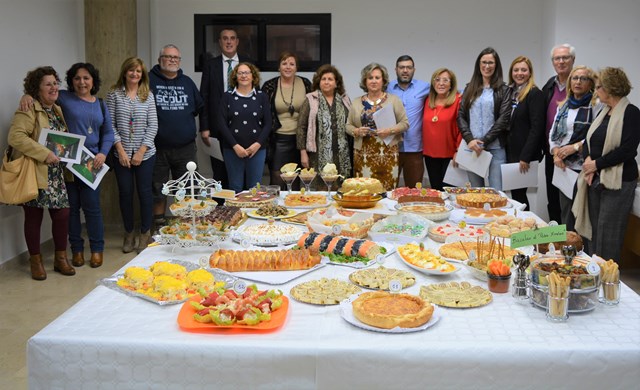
[510,225,567,249]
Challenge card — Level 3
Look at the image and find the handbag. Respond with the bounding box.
[0,147,38,205]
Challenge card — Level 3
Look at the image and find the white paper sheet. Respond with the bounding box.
[552,165,579,199]
[200,137,224,161]
[500,161,539,191]
[372,103,397,145]
[442,161,469,187]
[454,140,492,178]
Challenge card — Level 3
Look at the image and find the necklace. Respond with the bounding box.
[279,77,296,116]
[82,99,96,134]
[365,93,385,106]
[432,105,444,122]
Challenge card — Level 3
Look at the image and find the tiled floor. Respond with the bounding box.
[1,227,639,390]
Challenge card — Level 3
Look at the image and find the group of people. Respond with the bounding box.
[5,26,639,281]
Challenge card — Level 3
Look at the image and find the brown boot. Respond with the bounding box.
[137,232,150,254]
[72,252,85,267]
[89,252,103,268]
[29,254,46,280]
[123,231,136,253]
[53,250,76,276]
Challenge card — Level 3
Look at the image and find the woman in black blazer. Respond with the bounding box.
[506,56,545,210]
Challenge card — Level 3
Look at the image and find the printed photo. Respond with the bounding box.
[38,128,85,164]
[66,147,109,190]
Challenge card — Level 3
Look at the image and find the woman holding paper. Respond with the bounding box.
[457,47,511,190]
[8,66,75,280]
[422,68,462,190]
[573,67,640,261]
[107,57,157,254]
[346,63,409,190]
[506,56,545,210]
[549,65,597,229]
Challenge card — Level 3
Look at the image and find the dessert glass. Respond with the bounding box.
[320,173,339,201]
[299,171,317,193]
[280,172,299,196]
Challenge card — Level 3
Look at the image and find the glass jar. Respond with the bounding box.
[487,273,511,293]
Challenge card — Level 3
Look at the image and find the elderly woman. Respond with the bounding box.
[346,63,409,190]
[106,57,157,254]
[458,47,511,190]
[422,68,462,190]
[262,51,312,189]
[549,65,598,228]
[297,64,352,185]
[506,56,545,210]
[8,67,75,280]
[217,63,271,192]
[573,67,640,262]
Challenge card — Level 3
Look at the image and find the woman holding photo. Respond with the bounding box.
[107,57,157,254]
[8,66,75,280]
[20,63,115,267]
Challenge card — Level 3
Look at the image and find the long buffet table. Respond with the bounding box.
[27,196,640,390]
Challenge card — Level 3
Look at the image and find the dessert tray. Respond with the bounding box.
[397,243,459,275]
[369,214,432,244]
[420,282,493,308]
[283,193,331,209]
[100,260,237,305]
[231,223,304,247]
[394,202,453,221]
[339,294,442,333]
[290,278,363,305]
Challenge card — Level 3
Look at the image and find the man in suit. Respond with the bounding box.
[541,43,575,223]
[199,27,250,189]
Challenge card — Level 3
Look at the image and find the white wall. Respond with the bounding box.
[0,0,83,264]
[1,0,639,264]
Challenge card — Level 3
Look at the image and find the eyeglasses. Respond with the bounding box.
[434,77,451,83]
[160,55,181,61]
[481,61,495,66]
[571,76,592,82]
[237,71,252,76]
[552,55,572,63]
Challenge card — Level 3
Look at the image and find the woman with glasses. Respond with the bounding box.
[457,47,511,190]
[421,68,462,190]
[217,63,271,192]
[573,67,640,261]
[549,65,598,230]
[106,57,157,254]
[506,56,545,210]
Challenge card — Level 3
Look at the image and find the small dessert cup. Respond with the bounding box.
[299,172,317,192]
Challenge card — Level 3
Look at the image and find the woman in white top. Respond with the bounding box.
[106,57,158,254]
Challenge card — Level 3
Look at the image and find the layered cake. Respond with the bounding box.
[339,177,385,196]
[203,205,244,230]
[225,191,277,208]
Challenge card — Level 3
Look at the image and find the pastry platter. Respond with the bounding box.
[348,266,416,290]
[420,282,493,308]
[246,209,298,220]
[290,278,362,305]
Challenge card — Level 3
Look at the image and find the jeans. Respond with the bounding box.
[113,155,156,233]
[67,180,104,253]
[152,142,197,202]
[466,148,506,190]
[223,148,267,193]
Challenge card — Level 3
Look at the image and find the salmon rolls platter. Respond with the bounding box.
[297,232,389,268]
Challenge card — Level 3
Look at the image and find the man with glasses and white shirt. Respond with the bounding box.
[541,43,576,223]
[200,28,252,189]
[387,55,430,187]
[149,44,203,230]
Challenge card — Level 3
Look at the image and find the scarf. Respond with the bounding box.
[550,92,593,142]
[304,91,351,152]
[316,94,351,177]
[572,96,629,240]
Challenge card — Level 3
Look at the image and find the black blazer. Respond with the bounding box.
[199,54,250,137]
[507,86,545,163]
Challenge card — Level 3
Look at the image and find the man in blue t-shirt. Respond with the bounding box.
[149,44,203,230]
[387,55,430,188]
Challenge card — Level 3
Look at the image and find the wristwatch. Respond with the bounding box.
[573,143,580,152]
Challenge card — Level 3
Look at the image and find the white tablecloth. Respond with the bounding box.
[27,198,640,390]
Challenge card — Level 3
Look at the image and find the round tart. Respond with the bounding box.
[420,282,492,308]
[351,291,434,329]
[456,193,507,208]
[463,207,508,218]
[290,278,362,305]
[349,267,416,290]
